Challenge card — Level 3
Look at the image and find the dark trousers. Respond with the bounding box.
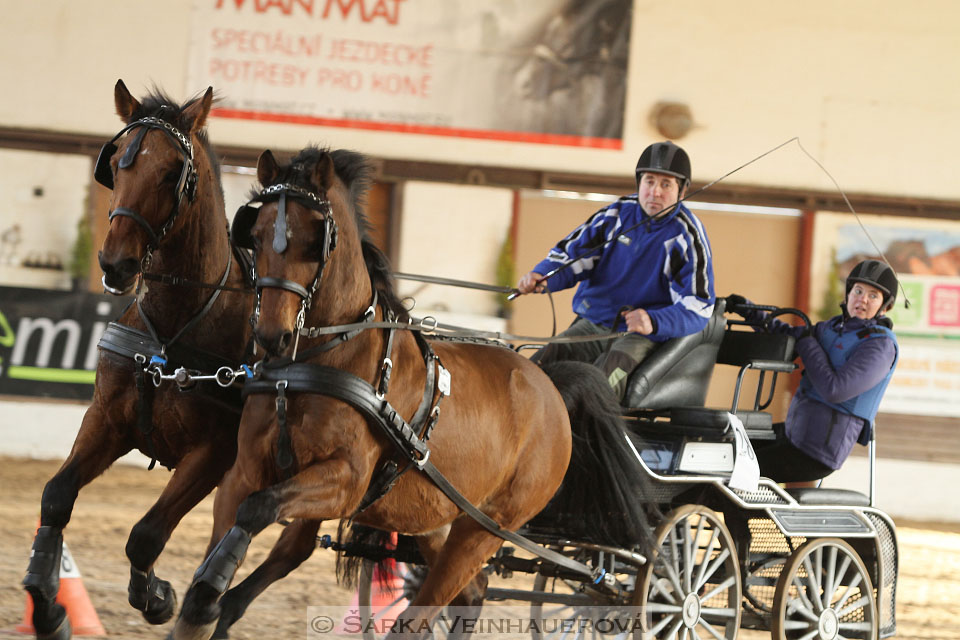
[753,423,835,483]
[531,317,657,401]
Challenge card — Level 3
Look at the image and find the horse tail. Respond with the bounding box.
[334,522,393,589]
[539,360,658,552]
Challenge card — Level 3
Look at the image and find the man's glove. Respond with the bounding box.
[723,294,748,311]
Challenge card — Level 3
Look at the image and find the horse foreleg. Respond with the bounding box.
[212,519,322,639]
[126,440,235,625]
[24,405,128,640]
[176,459,357,640]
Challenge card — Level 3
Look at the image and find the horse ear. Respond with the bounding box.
[114,79,140,122]
[182,87,214,133]
[314,152,336,191]
[257,150,279,187]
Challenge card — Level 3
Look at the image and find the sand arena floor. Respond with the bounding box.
[0,457,958,639]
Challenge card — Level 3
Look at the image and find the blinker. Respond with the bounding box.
[94,142,117,189]
[119,127,148,170]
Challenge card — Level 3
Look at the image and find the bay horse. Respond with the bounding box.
[22,80,256,639]
[173,147,654,639]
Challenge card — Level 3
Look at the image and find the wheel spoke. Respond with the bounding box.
[828,554,852,605]
[685,515,705,592]
[785,593,820,623]
[665,616,684,640]
[801,554,824,612]
[783,619,817,631]
[824,545,838,606]
[647,613,678,637]
[700,575,736,603]
[680,518,692,592]
[700,606,738,620]
[645,603,685,614]
[838,620,876,631]
[834,571,864,611]
[693,528,720,591]
[696,617,727,640]
[699,547,732,588]
[657,539,687,597]
[835,594,871,619]
[650,576,680,605]
[790,574,821,617]
[797,629,820,640]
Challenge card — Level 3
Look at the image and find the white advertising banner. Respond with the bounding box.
[188,0,632,148]
[880,338,960,418]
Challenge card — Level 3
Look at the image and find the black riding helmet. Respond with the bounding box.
[636,141,691,190]
[846,259,898,312]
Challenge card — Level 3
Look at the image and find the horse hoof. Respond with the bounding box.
[35,614,72,640]
[141,579,178,625]
[27,594,71,640]
[172,617,217,640]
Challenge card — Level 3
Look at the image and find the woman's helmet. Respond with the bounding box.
[636,141,691,190]
[846,260,898,312]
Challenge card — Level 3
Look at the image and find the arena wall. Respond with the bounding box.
[1,1,958,199]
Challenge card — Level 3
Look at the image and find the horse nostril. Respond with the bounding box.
[99,255,140,284]
[277,331,293,353]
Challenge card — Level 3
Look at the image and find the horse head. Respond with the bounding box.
[97,79,217,295]
[238,147,373,358]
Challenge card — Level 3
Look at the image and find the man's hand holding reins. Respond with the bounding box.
[517,271,547,294]
[622,308,654,335]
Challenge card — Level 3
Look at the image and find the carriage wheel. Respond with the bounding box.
[635,504,742,639]
[530,542,643,640]
[771,538,877,640]
[357,560,444,639]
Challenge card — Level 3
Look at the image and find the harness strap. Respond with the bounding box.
[137,249,233,352]
[242,362,604,582]
[109,207,162,248]
[133,357,159,470]
[97,323,243,470]
[274,381,295,475]
[244,364,430,460]
[294,290,379,360]
[256,276,308,300]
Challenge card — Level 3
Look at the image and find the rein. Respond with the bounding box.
[297,315,626,346]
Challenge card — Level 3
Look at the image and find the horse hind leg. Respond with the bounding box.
[126,440,235,625]
[24,405,128,639]
[390,521,504,638]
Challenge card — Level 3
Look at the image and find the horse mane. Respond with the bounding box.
[126,87,223,186]
[265,146,409,322]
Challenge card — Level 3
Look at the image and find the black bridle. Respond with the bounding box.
[95,115,198,292]
[232,183,339,357]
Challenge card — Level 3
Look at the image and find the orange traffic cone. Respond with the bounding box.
[16,537,106,636]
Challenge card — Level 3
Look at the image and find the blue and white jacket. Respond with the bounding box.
[534,196,715,341]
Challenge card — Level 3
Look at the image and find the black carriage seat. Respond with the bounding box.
[621,298,727,410]
[786,487,871,507]
[664,329,799,440]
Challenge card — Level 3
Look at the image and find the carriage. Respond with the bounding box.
[342,298,899,640]
[24,82,897,640]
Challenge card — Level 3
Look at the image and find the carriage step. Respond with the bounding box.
[786,487,870,506]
